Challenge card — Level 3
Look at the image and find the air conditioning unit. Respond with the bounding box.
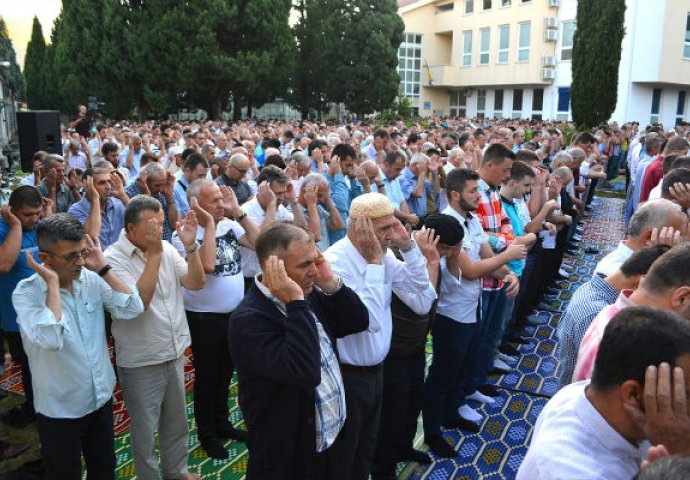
[544,17,558,29]
[543,55,556,67]
[542,68,556,80]
[548,0,561,7]
[544,29,558,41]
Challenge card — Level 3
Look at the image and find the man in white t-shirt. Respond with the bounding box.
[172,179,259,460]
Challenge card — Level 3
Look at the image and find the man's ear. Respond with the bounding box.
[620,380,644,412]
[37,251,50,265]
[671,286,690,311]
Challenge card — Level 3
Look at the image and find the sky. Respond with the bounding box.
[1,0,62,68]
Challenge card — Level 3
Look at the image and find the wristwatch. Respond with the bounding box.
[234,211,247,221]
[97,264,112,277]
[185,242,201,255]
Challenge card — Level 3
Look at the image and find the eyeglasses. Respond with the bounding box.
[41,248,89,263]
[231,165,249,174]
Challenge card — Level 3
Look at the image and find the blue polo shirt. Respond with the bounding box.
[501,195,525,276]
[0,219,39,332]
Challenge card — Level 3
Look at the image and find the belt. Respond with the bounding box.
[340,362,383,374]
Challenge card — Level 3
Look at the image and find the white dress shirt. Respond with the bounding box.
[105,230,191,368]
[594,241,633,277]
[324,236,433,366]
[12,269,143,418]
[517,381,644,480]
[240,197,294,278]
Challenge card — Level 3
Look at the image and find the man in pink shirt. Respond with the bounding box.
[573,243,690,382]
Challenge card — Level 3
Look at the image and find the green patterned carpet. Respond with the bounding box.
[0,194,626,480]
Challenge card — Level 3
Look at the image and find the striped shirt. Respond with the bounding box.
[476,178,515,290]
[557,275,618,388]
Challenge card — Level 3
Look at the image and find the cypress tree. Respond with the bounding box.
[24,17,47,109]
[571,0,626,128]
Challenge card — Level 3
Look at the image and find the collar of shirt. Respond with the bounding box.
[114,229,144,259]
[478,178,499,193]
[615,290,636,310]
[575,382,643,460]
[341,235,371,276]
[442,205,473,227]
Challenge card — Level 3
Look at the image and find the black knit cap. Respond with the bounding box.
[422,214,464,247]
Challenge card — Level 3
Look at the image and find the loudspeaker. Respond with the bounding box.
[17,110,62,172]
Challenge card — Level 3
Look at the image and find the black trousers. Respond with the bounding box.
[187,311,234,442]
[330,364,384,480]
[372,349,425,477]
[37,400,115,480]
[6,331,34,413]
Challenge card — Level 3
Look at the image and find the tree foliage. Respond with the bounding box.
[571,0,626,128]
[0,17,25,100]
[24,17,47,109]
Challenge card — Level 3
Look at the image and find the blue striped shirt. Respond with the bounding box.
[557,275,618,388]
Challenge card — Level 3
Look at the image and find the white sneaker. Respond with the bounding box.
[497,352,517,365]
[572,234,582,241]
[466,390,496,404]
[493,358,511,373]
[558,268,570,277]
[458,404,483,422]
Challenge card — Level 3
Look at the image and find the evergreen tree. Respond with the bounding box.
[0,17,25,100]
[24,17,47,109]
[571,0,626,128]
[328,0,404,116]
[42,16,62,111]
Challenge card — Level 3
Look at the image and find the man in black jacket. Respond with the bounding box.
[229,222,369,479]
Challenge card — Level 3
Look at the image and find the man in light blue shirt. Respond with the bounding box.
[172,153,209,218]
[12,214,143,480]
[380,151,420,227]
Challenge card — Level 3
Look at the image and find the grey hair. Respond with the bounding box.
[410,153,429,166]
[636,454,690,480]
[92,159,112,169]
[131,134,142,142]
[291,153,311,167]
[569,147,586,160]
[552,151,573,166]
[36,213,84,251]
[124,194,162,227]
[143,162,166,179]
[187,179,216,201]
[255,222,313,266]
[628,199,682,238]
[301,173,328,190]
[229,153,248,167]
[553,166,572,181]
[201,144,214,155]
[43,154,64,171]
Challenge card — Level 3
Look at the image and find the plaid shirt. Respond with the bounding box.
[476,178,515,290]
[125,183,174,242]
[255,279,346,452]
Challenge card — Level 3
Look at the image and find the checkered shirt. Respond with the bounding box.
[124,183,173,242]
[476,178,515,290]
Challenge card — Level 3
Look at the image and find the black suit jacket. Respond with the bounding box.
[228,282,369,479]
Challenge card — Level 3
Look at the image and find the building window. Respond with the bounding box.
[518,22,531,62]
[494,89,504,118]
[498,25,510,64]
[557,87,570,120]
[466,0,474,14]
[685,13,690,59]
[477,89,487,118]
[677,91,687,125]
[480,28,490,65]
[463,31,473,67]
[651,88,662,124]
[449,90,467,117]
[436,2,454,11]
[502,0,511,5]
[532,88,544,120]
[397,33,422,99]
[483,0,492,10]
[512,89,523,118]
[561,21,575,61]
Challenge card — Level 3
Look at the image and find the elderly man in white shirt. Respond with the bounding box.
[518,306,690,480]
[595,199,687,277]
[13,214,144,480]
[105,195,209,480]
[324,192,433,480]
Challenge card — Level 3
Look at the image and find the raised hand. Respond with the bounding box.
[83,234,107,272]
[650,226,682,247]
[313,248,340,293]
[110,172,125,196]
[163,171,175,199]
[137,169,151,195]
[26,250,58,285]
[189,197,214,229]
[1,205,21,229]
[390,218,413,250]
[219,185,242,218]
[414,227,440,264]
[262,255,304,303]
[669,182,690,210]
[85,176,99,204]
[328,155,342,176]
[350,216,383,264]
[143,218,163,257]
[176,210,199,250]
[303,184,318,207]
[40,198,54,219]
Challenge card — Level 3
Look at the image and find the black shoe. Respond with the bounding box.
[499,343,520,357]
[506,333,529,345]
[425,435,456,458]
[512,327,531,337]
[217,422,248,442]
[584,247,600,254]
[546,287,560,295]
[200,438,229,459]
[400,448,432,464]
[442,416,480,433]
[477,384,500,397]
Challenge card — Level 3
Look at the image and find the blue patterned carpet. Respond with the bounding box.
[398,195,626,480]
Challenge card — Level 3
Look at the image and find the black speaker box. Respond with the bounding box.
[17,110,62,172]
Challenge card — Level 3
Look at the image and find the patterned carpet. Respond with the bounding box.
[0,194,627,480]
